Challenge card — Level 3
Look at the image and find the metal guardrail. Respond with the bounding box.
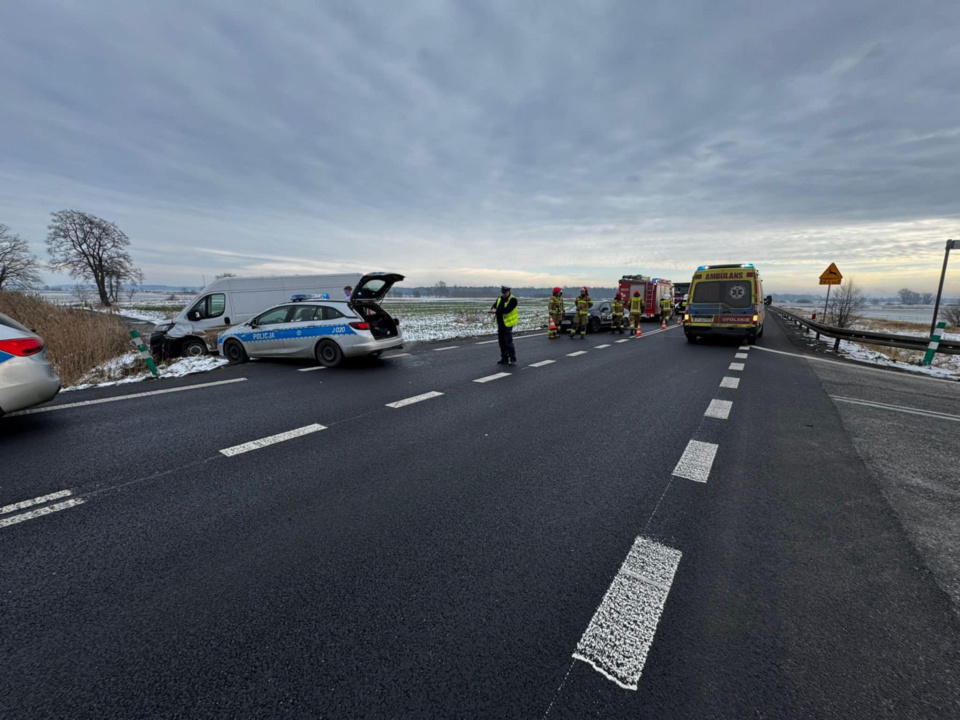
[771,307,960,355]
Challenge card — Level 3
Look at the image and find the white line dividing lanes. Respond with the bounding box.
[720,376,740,389]
[704,399,733,420]
[672,439,719,482]
[434,346,459,352]
[474,372,512,383]
[830,396,960,422]
[7,378,248,416]
[529,360,556,368]
[567,351,588,357]
[573,536,683,691]
[385,391,445,408]
[728,362,745,371]
[615,339,631,344]
[219,423,327,457]
[735,352,749,359]
[1,489,73,515]
[386,353,412,358]
[0,498,87,529]
[595,344,611,349]
[298,366,327,372]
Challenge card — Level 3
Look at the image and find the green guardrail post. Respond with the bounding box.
[130,330,160,378]
[922,321,946,366]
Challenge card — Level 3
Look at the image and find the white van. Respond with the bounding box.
[150,273,363,357]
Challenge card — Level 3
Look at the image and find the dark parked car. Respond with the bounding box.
[559,299,618,334]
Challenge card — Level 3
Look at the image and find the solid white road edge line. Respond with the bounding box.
[573,536,682,691]
[720,376,740,389]
[750,346,960,384]
[567,351,588,357]
[474,372,512,383]
[9,378,248,416]
[672,439,719,482]
[1,489,73,515]
[220,423,327,457]
[704,399,733,420]
[529,360,556,368]
[0,499,87,529]
[728,362,745,371]
[830,396,960,422]
[298,366,327,372]
[385,391,445,408]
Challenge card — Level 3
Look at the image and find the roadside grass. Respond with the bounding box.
[0,291,132,386]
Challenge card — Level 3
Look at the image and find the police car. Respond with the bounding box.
[217,272,404,367]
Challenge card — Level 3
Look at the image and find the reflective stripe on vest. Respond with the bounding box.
[497,296,519,327]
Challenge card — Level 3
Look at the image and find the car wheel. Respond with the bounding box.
[180,338,207,357]
[589,316,601,333]
[315,339,343,367]
[223,339,248,365]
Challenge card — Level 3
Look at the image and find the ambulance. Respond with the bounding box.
[617,275,674,321]
[683,264,765,343]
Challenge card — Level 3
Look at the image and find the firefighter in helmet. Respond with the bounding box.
[569,286,592,339]
[548,287,564,339]
[660,294,672,323]
[611,292,625,334]
[629,290,644,332]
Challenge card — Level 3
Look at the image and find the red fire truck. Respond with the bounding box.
[618,275,674,320]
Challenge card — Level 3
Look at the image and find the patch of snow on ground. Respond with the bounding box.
[64,353,229,391]
[836,340,960,380]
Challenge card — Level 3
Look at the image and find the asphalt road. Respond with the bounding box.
[2,317,959,718]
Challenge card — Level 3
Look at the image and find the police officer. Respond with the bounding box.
[490,285,518,365]
[611,292,625,334]
[660,295,672,323]
[548,287,564,339]
[629,290,644,332]
[569,286,592,339]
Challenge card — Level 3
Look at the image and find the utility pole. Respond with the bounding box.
[929,240,957,338]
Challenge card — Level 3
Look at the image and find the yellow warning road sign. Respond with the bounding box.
[819,263,842,285]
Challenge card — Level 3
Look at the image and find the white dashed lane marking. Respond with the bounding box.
[615,339,631,343]
[434,346,459,352]
[739,346,751,351]
[298,366,327,372]
[529,360,556,368]
[0,498,87,529]
[220,423,327,457]
[720,376,740,389]
[573,537,682,691]
[734,352,749,359]
[567,351,588,357]
[672,439,719,483]
[385,391,445,408]
[704,399,733,419]
[728,362,745,371]
[474,372,512,383]
[595,344,611,349]
[7,378,248,416]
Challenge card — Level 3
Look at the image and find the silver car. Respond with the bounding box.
[217,272,404,367]
[0,312,61,416]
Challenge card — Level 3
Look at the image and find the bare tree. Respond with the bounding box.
[433,280,449,297]
[897,288,920,305]
[828,279,867,328]
[940,305,960,328]
[72,283,92,306]
[0,224,42,291]
[920,292,934,305]
[46,210,143,307]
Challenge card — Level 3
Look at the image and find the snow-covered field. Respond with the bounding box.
[382,297,550,341]
[64,354,229,391]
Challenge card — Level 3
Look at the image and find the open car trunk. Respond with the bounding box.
[349,272,404,339]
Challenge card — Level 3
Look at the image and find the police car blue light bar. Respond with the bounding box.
[290,293,330,302]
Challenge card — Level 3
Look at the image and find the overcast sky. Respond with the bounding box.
[2,0,958,294]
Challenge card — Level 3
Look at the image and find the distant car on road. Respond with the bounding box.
[0,312,60,416]
[217,272,404,367]
[560,299,616,334]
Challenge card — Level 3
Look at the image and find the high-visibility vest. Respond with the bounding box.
[612,300,624,315]
[549,296,564,315]
[630,297,643,313]
[497,296,519,327]
[575,296,592,314]
[660,298,671,311]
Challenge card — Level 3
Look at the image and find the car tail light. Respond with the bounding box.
[684,313,690,322]
[752,314,759,322]
[0,337,45,357]
[349,322,371,330]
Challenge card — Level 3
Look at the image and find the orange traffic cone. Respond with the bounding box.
[635,325,642,338]
[548,317,557,338]
[660,318,667,330]
[676,316,682,326]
